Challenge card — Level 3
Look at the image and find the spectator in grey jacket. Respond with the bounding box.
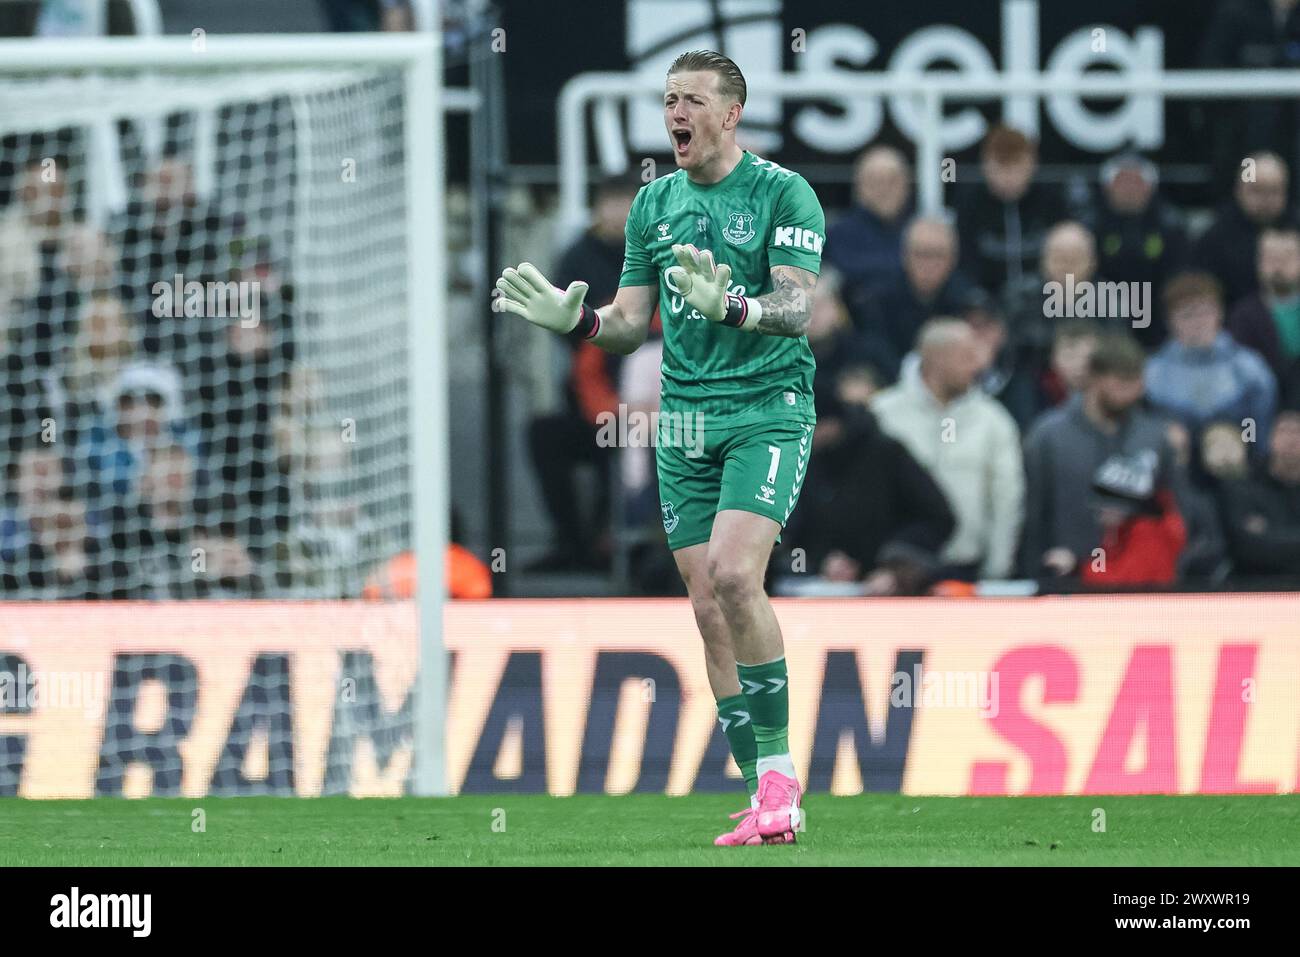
[1021,333,1179,579]
[1146,272,1277,458]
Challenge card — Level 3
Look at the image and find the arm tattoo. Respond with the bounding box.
[754,266,817,338]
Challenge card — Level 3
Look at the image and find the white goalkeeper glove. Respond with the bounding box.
[665,243,762,330]
[493,262,594,336]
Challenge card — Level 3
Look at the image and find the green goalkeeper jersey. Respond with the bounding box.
[619,151,825,426]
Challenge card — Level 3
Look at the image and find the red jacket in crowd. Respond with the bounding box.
[1080,489,1187,587]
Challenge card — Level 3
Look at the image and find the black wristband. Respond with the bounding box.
[721,294,750,328]
[568,303,601,341]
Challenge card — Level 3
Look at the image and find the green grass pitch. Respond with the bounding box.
[1,794,1297,866]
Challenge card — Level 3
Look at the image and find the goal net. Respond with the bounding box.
[0,36,447,796]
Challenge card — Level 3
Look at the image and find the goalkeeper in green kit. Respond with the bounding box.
[494,50,823,847]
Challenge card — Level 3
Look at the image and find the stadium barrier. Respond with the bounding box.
[557,69,1300,240]
[1,597,1295,798]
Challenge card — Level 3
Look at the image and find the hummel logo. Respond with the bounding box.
[719,710,751,732]
[742,678,787,695]
[785,424,813,521]
[750,156,795,177]
[656,222,673,242]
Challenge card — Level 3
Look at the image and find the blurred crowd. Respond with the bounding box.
[0,150,379,598]
[9,0,1300,598]
[537,128,1300,594]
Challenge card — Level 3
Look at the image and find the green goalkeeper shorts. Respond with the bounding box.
[656,418,814,551]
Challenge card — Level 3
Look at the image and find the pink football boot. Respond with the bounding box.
[714,805,764,846]
[754,770,803,840]
[714,801,796,846]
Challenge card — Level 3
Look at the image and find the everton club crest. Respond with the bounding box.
[722,210,756,246]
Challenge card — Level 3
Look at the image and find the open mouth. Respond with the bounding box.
[672,129,692,155]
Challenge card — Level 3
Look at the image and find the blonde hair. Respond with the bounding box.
[667,50,747,105]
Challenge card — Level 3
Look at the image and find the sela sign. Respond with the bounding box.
[623,0,1163,157]
[0,598,1297,798]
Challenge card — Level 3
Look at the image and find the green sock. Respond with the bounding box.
[716,694,759,794]
[738,658,790,758]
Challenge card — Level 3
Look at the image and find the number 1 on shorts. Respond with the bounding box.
[766,445,781,485]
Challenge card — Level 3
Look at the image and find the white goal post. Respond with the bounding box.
[0,34,450,796]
